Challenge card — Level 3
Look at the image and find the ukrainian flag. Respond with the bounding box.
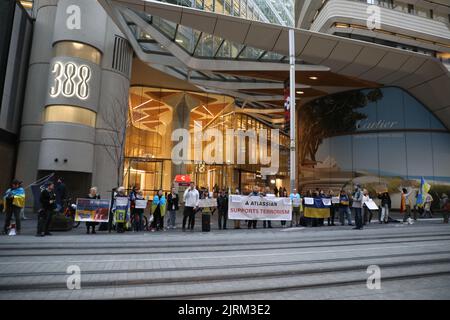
[416,177,431,208]
[3,187,26,210]
[304,198,331,219]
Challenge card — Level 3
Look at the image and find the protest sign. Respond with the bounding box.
[75,198,110,222]
[198,198,217,208]
[135,199,148,209]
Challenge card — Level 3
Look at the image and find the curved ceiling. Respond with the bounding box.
[99,0,450,130]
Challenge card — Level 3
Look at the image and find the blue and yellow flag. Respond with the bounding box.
[416,177,431,208]
[3,187,26,210]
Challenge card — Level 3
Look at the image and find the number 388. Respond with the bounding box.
[49,61,91,100]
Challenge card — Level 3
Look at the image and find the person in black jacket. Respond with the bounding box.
[167,187,179,229]
[378,191,391,224]
[86,187,100,234]
[37,182,57,237]
[217,189,229,230]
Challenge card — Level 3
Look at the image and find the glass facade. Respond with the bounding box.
[299,87,450,208]
[158,0,294,26]
[124,87,289,196]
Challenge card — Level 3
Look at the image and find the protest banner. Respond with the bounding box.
[135,199,148,209]
[304,198,331,219]
[228,195,292,221]
[75,198,110,222]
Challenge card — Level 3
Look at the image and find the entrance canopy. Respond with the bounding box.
[99,0,450,130]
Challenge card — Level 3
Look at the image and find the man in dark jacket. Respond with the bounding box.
[217,189,229,230]
[55,177,67,212]
[167,187,179,229]
[247,186,260,229]
[37,182,57,237]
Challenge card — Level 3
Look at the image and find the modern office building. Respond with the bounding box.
[1,0,449,208]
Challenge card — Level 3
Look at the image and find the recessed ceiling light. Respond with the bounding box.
[309,76,318,80]
[296,91,304,95]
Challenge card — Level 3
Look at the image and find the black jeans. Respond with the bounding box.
[37,210,53,235]
[263,220,272,228]
[86,222,98,233]
[328,206,336,226]
[151,206,163,230]
[218,211,227,229]
[4,205,21,233]
[247,220,257,229]
[183,207,195,229]
[354,208,363,229]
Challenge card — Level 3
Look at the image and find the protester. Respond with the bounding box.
[401,188,415,224]
[247,186,260,229]
[217,189,228,230]
[352,185,364,230]
[86,187,100,234]
[362,189,372,225]
[132,190,145,232]
[2,179,25,235]
[233,188,241,229]
[37,182,57,237]
[150,189,166,231]
[423,193,433,218]
[290,188,302,227]
[183,182,199,231]
[279,189,289,228]
[55,177,67,212]
[167,187,179,229]
[327,190,336,226]
[440,193,449,224]
[262,186,273,229]
[378,191,391,224]
[112,186,128,233]
[339,189,352,226]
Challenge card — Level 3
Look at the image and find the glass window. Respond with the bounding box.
[238,46,265,60]
[352,133,379,176]
[376,87,404,130]
[152,16,177,39]
[432,132,450,182]
[403,91,431,129]
[405,132,434,180]
[174,25,201,54]
[378,132,407,178]
[194,33,223,57]
[329,135,352,173]
[215,39,244,59]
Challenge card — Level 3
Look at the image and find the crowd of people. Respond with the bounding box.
[1,177,450,236]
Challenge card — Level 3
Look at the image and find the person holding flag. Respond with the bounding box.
[416,177,432,218]
[3,179,25,235]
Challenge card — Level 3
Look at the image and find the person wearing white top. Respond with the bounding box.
[182,182,199,230]
[362,189,371,225]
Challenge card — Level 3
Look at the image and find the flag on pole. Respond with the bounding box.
[416,177,431,208]
[284,80,290,127]
[30,173,55,210]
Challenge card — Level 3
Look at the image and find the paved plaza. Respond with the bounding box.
[0,215,449,300]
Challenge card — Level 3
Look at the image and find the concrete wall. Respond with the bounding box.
[15,0,132,204]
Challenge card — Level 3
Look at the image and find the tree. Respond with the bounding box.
[97,84,130,187]
[299,88,383,164]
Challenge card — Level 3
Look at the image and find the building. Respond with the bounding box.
[0,1,32,193]
[1,0,449,208]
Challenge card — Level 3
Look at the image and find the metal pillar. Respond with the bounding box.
[289,29,296,193]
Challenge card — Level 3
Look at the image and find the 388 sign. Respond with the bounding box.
[49,61,91,100]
